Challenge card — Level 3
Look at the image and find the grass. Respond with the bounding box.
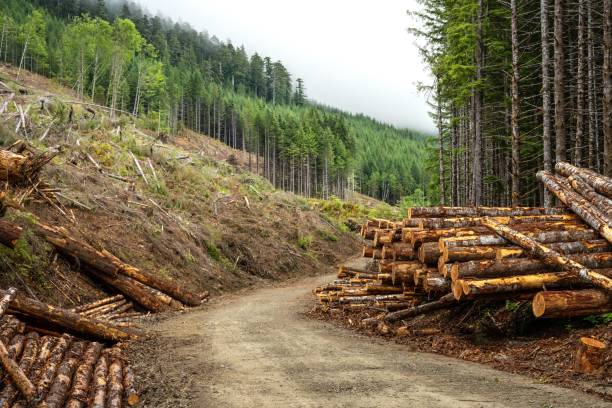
[297,234,314,250]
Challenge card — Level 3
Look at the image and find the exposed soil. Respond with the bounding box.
[127,268,610,407]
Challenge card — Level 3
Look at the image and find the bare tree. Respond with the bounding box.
[510,0,521,206]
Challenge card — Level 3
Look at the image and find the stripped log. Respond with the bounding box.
[568,175,612,218]
[537,171,612,243]
[106,353,124,408]
[458,272,586,298]
[64,342,103,408]
[123,365,139,406]
[417,214,578,229]
[72,295,124,314]
[556,162,612,198]
[532,289,612,318]
[407,206,568,219]
[496,240,612,260]
[40,341,87,408]
[481,218,612,292]
[31,335,72,403]
[441,246,500,263]
[0,332,38,408]
[384,293,456,322]
[90,353,108,408]
[3,290,134,341]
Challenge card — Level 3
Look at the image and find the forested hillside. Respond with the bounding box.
[415,0,611,207]
[0,0,430,203]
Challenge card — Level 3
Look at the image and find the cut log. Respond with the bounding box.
[532,289,612,318]
[123,365,139,406]
[384,293,456,322]
[417,242,440,265]
[574,337,607,374]
[0,288,17,317]
[417,214,578,229]
[64,342,103,408]
[458,272,585,299]
[537,171,612,243]
[40,341,87,408]
[392,243,414,261]
[441,246,499,263]
[451,252,612,280]
[32,334,72,403]
[106,354,124,408]
[72,295,125,314]
[424,272,451,293]
[90,353,108,408]
[556,162,612,198]
[0,334,35,404]
[407,206,568,219]
[362,246,375,258]
[481,218,612,292]
[568,175,612,218]
[82,300,128,318]
[439,229,599,252]
[3,290,135,342]
[0,332,38,408]
[496,240,612,260]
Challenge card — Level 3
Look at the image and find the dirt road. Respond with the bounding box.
[135,274,610,408]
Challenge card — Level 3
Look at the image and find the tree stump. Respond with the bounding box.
[575,337,607,374]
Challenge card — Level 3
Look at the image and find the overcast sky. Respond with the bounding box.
[139,0,434,132]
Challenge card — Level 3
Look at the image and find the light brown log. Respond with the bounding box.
[417,214,578,229]
[568,175,612,218]
[3,290,134,342]
[64,342,103,408]
[32,335,72,402]
[72,296,124,314]
[97,302,134,320]
[458,272,584,299]
[362,246,375,258]
[9,336,56,408]
[392,243,414,261]
[364,284,404,295]
[0,318,23,346]
[82,300,128,318]
[90,353,108,408]
[439,229,599,252]
[0,335,33,405]
[424,272,451,293]
[441,246,499,264]
[574,337,607,374]
[537,171,612,243]
[384,293,456,322]
[106,354,123,408]
[0,332,38,408]
[532,289,612,318]
[481,218,612,291]
[396,327,441,336]
[0,148,58,185]
[556,162,612,198]
[496,240,612,260]
[407,206,569,219]
[451,252,612,280]
[40,341,87,408]
[123,365,139,406]
[417,242,440,265]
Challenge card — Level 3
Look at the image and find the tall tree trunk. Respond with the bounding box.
[587,0,596,169]
[511,0,521,206]
[471,0,484,206]
[553,0,566,163]
[603,0,612,176]
[437,83,445,205]
[575,0,586,166]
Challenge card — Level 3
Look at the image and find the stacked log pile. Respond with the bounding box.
[70,297,144,326]
[0,289,139,408]
[316,166,612,340]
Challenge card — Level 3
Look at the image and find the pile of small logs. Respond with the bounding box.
[70,296,144,326]
[316,164,612,348]
[0,289,139,408]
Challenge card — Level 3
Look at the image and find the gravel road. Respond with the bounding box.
[138,274,611,407]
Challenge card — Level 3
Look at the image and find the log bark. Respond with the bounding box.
[32,334,72,403]
[417,242,441,265]
[64,342,103,408]
[0,332,38,408]
[439,229,598,252]
[537,171,612,243]
[82,300,128,318]
[424,272,451,293]
[575,337,607,374]
[496,240,612,260]
[123,365,139,406]
[3,290,134,342]
[0,289,16,317]
[90,353,108,408]
[556,162,612,198]
[481,218,612,291]
[40,341,87,408]
[451,252,612,280]
[568,175,612,218]
[441,246,499,263]
[407,207,568,219]
[458,272,586,298]
[417,214,577,229]
[106,355,124,408]
[72,296,124,314]
[392,243,414,261]
[532,289,612,318]
[384,293,456,322]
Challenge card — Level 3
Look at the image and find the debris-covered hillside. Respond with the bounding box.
[0,64,395,307]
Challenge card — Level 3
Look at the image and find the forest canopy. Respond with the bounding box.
[0,0,432,204]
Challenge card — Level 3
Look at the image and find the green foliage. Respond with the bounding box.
[205,241,222,262]
[583,313,612,326]
[297,234,314,250]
